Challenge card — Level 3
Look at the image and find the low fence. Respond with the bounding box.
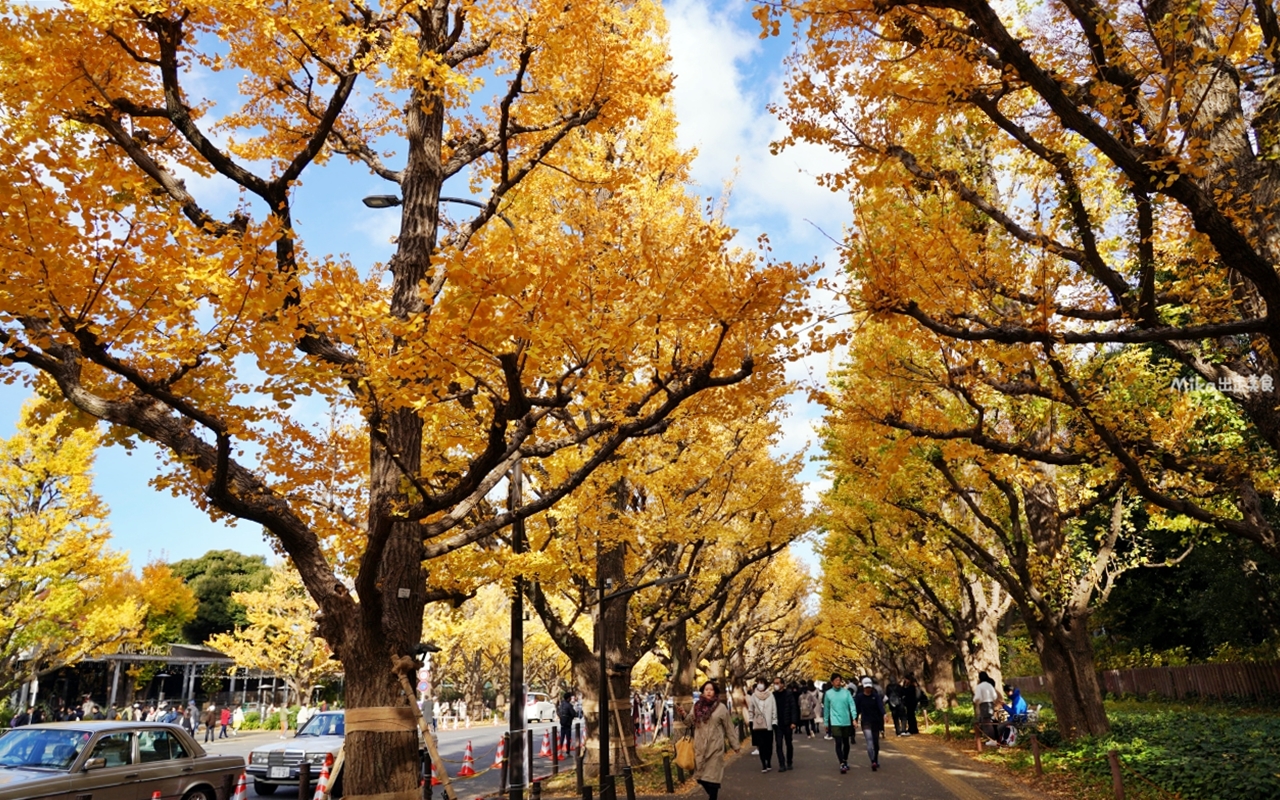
[1007,661,1280,701]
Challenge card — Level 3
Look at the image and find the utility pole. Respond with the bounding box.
[508,459,527,800]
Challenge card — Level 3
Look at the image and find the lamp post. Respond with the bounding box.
[508,459,527,800]
[596,572,688,800]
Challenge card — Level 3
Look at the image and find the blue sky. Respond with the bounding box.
[2,0,847,569]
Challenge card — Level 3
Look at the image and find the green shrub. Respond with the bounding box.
[243,711,261,729]
[1041,707,1280,799]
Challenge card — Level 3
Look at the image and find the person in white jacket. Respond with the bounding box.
[747,680,778,772]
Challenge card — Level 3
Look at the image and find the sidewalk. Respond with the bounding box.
[641,731,1047,800]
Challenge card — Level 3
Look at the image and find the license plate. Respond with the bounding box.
[268,767,290,779]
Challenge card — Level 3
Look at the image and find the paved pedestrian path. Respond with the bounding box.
[642,732,1047,800]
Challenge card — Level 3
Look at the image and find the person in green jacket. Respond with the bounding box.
[822,673,857,773]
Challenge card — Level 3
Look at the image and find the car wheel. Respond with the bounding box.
[182,786,215,800]
[254,780,279,795]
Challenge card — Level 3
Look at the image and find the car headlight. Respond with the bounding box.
[306,753,330,766]
[250,752,269,765]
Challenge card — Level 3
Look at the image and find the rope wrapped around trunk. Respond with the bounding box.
[344,706,420,732]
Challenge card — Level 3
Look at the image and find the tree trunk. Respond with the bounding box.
[924,638,957,712]
[668,619,695,740]
[960,605,1004,691]
[1025,611,1109,739]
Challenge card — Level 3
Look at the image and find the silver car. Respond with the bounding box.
[246,711,344,796]
[0,721,245,800]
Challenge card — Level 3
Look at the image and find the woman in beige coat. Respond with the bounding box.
[690,681,739,800]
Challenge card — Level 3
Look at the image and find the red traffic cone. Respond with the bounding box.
[493,735,506,767]
[231,772,249,800]
[539,728,552,758]
[431,761,444,786]
[459,740,477,777]
[312,754,332,800]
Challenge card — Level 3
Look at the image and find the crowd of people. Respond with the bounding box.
[4,693,329,739]
[680,672,930,800]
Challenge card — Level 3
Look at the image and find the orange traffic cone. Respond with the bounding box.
[312,754,332,800]
[232,773,249,800]
[152,792,162,800]
[431,761,444,786]
[493,735,506,767]
[540,728,551,758]
[459,741,477,777]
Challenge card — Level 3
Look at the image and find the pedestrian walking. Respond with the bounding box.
[232,705,245,735]
[886,678,909,736]
[854,677,886,771]
[690,681,738,800]
[203,703,217,743]
[219,706,231,738]
[772,679,799,772]
[798,682,818,737]
[902,673,922,734]
[822,673,856,773]
[747,680,777,772]
[557,692,577,750]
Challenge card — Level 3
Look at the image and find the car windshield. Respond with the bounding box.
[0,729,91,770]
[297,714,344,737]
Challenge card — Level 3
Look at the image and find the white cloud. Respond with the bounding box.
[667,0,852,529]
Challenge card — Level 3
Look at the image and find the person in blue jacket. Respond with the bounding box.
[998,685,1028,745]
[822,673,857,773]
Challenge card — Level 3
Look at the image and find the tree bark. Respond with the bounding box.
[1024,611,1108,738]
[924,638,956,711]
[668,618,695,740]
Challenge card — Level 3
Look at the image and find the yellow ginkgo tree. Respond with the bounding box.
[207,563,342,706]
[766,0,1280,563]
[0,402,145,698]
[0,0,815,793]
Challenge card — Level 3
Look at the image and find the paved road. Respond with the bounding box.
[633,730,1048,800]
[203,721,568,799]
[205,725,1044,799]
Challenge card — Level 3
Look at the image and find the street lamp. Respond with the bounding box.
[596,572,688,800]
[362,194,516,228]
[362,194,402,208]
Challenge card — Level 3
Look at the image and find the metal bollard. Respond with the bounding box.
[944,710,950,739]
[582,785,593,800]
[1107,749,1125,800]
[623,765,635,800]
[526,728,535,783]
[575,748,585,792]
[531,779,543,800]
[1031,733,1043,777]
[662,756,675,794]
[299,763,312,800]
[553,728,560,775]
[975,728,984,752]
[676,764,685,783]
